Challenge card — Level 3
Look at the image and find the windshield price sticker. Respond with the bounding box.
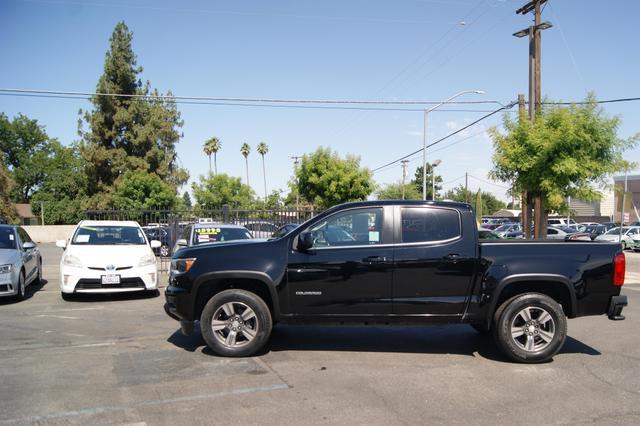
[196,228,221,235]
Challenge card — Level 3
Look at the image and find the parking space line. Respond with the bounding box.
[36,314,80,320]
[0,383,289,424]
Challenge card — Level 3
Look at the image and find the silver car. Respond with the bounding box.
[0,225,42,299]
[595,226,640,250]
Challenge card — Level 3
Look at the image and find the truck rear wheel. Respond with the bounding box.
[200,289,272,357]
[493,293,567,363]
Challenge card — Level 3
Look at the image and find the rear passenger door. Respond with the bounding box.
[392,206,476,316]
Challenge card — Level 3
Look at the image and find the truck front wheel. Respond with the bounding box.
[494,293,567,363]
[200,289,273,357]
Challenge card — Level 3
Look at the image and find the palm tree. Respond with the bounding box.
[256,142,269,201]
[240,143,251,185]
[203,137,221,175]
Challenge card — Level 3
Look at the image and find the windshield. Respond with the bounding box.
[495,224,515,232]
[0,228,17,249]
[192,227,253,245]
[71,225,147,245]
[557,227,577,233]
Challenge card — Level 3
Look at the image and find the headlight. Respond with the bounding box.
[170,258,196,274]
[0,264,12,274]
[62,254,83,268]
[138,254,156,267]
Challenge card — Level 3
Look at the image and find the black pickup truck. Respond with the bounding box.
[165,201,627,363]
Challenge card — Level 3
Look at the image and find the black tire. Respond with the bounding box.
[470,323,491,335]
[200,289,272,357]
[493,293,567,363]
[61,292,74,301]
[15,271,26,301]
[33,260,43,286]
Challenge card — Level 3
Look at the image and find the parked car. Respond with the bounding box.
[173,223,254,253]
[547,226,591,241]
[547,217,577,227]
[244,221,280,239]
[478,227,501,239]
[0,225,42,300]
[143,226,172,257]
[494,223,522,238]
[602,222,620,231]
[482,223,502,231]
[583,224,608,240]
[270,223,298,239]
[56,220,161,299]
[595,226,640,250]
[165,200,627,363]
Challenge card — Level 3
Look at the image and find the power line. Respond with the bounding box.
[0,88,507,106]
[467,174,511,190]
[371,102,516,173]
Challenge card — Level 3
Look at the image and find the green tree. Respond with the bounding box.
[78,21,187,202]
[182,192,192,208]
[0,158,17,222]
[203,137,221,175]
[443,185,506,215]
[296,147,374,209]
[376,182,421,200]
[0,113,50,202]
[256,142,269,201]
[112,170,177,210]
[240,143,251,185]
[490,94,637,229]
[411,164,443,200]
[264,189,284,210]
[191,173,255,209]
[31,141,89,224]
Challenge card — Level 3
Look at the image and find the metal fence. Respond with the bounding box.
[85,206,318,271]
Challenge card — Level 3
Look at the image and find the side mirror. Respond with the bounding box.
[176,239,188,247]
[56,240,67,249]
[150,240,162,249]
[22,242,36,249]
[297,231,314,252]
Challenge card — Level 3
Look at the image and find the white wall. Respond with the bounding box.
[22,225,76,243]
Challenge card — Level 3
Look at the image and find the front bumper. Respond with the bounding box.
[0,270,19,297]
[608,295,628,320]
[60,264,158,293]
[164,284,195,335]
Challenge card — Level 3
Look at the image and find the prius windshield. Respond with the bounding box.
[71,225,147,245]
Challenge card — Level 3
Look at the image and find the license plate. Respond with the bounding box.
[101,274,121,285]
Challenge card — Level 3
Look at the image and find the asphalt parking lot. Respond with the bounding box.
[0,244,639,425]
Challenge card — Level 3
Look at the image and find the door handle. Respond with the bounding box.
[362,256,386,264]
[444,253,460,263]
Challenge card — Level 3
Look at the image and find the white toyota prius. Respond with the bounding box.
[57,220,161,299]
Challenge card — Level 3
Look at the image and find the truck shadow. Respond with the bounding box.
[167,324,601,363]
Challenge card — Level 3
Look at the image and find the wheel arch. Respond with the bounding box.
[193,271,280,322]
[487,274,577,326]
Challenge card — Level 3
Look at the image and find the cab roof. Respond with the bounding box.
[78,220,142,227]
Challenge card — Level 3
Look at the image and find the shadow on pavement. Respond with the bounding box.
[166,323,601,362]
[0,279,48,305]
[62,289,160,303]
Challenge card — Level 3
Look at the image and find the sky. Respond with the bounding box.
[1,0,639,203]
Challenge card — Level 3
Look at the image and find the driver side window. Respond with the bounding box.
[308,208,383,248]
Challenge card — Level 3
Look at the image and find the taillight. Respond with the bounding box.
[613,252,625,286]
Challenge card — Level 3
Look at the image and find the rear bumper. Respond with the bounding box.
[608,295,628,320]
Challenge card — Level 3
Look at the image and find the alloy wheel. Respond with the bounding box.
[510,306,556,352]
[211,301,259,348]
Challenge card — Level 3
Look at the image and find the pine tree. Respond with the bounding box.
[78,21,188,202]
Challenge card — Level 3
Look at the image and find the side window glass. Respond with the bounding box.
[401,207,461,243]
[548,228,558,235]
[308,208,383,248]
[19,228,32,243]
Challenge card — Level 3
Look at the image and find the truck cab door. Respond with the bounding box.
[286,206,394,315]
[392,206,477,317]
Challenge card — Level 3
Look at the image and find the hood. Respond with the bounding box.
[64,244,154,268]
[595,234,622,242]
[175,238,273,259]
[0,249,20,265]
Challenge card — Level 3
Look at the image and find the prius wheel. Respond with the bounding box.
[494,293,567,363]
[200,289,272,357]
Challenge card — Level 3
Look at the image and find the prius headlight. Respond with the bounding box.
[62,254,83,268]
[138,254,157,267]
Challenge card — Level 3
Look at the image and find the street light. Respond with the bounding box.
[431,159,441,201]
[422,90,485,200]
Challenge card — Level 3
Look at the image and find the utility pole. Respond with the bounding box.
[401,160,409,200]
[290,155,302,211]
[514,0,551,239]
[619,171,628,242]
[465,172,469,204]
[518,94,532,239]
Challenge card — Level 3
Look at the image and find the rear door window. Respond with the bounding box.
[400,207,461,243]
